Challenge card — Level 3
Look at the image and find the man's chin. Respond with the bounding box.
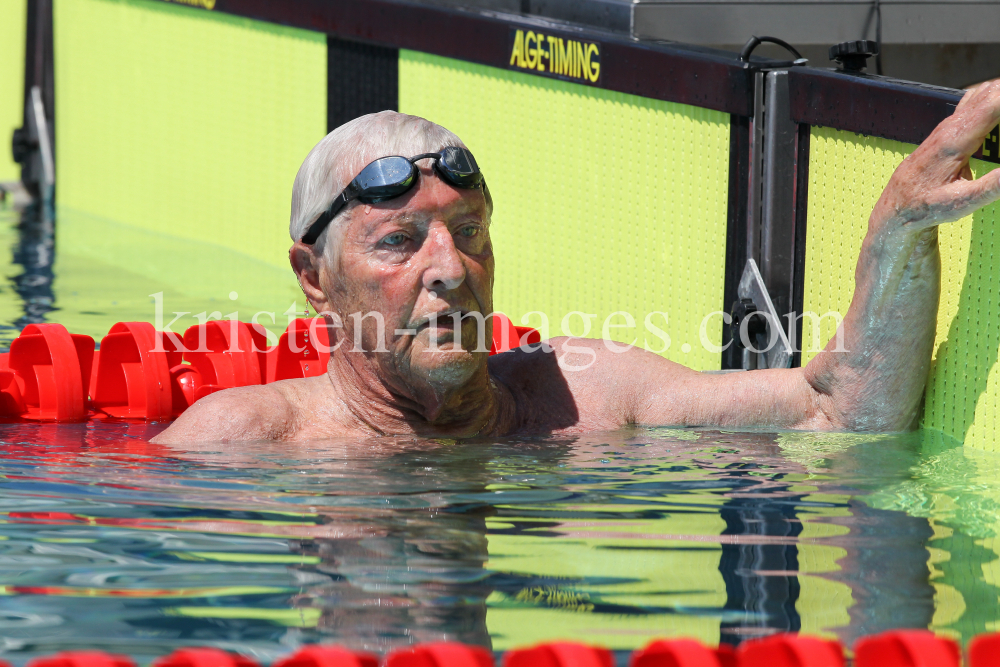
[405,343,486,385]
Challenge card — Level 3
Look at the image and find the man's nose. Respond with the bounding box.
[421,226,466,293]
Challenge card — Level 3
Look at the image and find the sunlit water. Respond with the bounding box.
[0,423,997,664]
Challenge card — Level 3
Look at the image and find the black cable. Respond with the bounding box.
[739,35,804,63]
[874,0,883,74]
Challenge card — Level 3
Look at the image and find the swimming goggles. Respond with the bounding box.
[300,146,485,245]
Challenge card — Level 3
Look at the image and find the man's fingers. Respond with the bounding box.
[937,79,1000,158]
[924,167,1000,225]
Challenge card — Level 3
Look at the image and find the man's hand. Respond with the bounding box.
[876,80,1000,232]
[794,79,1000,431]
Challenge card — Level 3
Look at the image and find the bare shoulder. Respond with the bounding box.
[150,383,297,444]
[496,337,826,430]
[488,337,696,431]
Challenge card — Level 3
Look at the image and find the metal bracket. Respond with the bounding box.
[29,86,54,190]
[737,258,793,370]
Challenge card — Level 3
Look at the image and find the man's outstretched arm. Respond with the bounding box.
[625,79,1000,432]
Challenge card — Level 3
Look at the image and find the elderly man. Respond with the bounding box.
[154,81,1000,444]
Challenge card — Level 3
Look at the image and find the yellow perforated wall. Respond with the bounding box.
[399,51,731,370]
[802,126,1000,450]
[52,0,326,339]
[0,0,26,183]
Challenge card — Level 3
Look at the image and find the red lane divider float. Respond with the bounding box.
[90,322,181,421]
[387,643,494,667]
[275,646,378,667]
[854,630,960,667]
[503,642,613,667]
[28,651,135,667]
[737,635,842,667]
[270,317,332,384]
[4,323,95,421]
[153,649,260,667]
[0,314,541,422]
[631,639,735,667]
[10,632,1000,667]
[970,633,1000,667]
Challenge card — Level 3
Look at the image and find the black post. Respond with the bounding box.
[327,36,399,133]
[15,0,55,198]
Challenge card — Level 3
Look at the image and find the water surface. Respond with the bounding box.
[0,423,997,664]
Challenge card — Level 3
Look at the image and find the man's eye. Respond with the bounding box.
[458,226,479,238]
[382,232,408,246]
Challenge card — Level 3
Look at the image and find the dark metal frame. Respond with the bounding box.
[787,68,963,147]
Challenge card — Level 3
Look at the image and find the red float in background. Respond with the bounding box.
[737,634,843,667]
[91,322,182,420]
[630,639,734,667]
[0,367,25,416]
[182,321,268,390]
[274,646,378,667]
[152,648,260,667]
[490,313,540,355]
[503,643,612,667]
[854,631,960,667]
[386,643,494,667]
[13,633,1000,667]
[9,323,94,421]
[0,312,541,422]
[169,362,206,415]
[270,318,331,383]
[28,651,135,667]
[969,632,1000,667]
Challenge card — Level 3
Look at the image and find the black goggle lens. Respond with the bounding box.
[435,146,483,188]
[353,157,418,203]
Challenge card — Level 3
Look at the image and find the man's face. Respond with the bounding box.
[322,163,495,392]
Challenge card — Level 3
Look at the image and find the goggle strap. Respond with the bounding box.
[301,190,350,245]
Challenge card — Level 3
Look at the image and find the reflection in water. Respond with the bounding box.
[718,482,803,642]
[0,193,55,349]
[0,425,995,663]
[12,197,55,328]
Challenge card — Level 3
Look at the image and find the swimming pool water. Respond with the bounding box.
[0,423,997,664]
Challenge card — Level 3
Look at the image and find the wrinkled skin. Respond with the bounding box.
[153,81,1000,444]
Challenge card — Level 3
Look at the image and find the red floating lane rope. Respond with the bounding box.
[738,634,844,667]
[274,646,378,667]
[503,642,612,667]
[10,632,1000,667]
[631,639,733,667]
[387,643,495,667]
[152,648,261,667]
[9,323,93,421]
[28,651,136,667]
[0,313,539,422]
[854,631,960,667]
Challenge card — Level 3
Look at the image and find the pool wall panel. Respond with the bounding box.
[0,0,27,183]
[52,0,326,338]
[400,51,731,371]
[801,127,1000,450]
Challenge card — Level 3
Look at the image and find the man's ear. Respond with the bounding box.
[289,242,334,314]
